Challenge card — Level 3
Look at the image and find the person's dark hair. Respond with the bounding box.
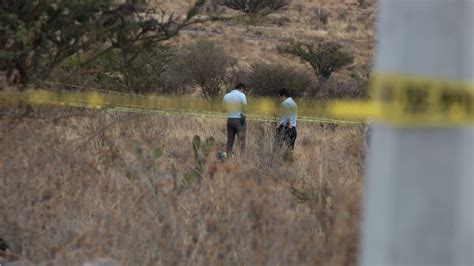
[236,83,247,90]
[278,88,291,98]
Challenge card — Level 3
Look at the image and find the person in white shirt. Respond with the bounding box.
[222,83,247,158]
[275,88,297,152]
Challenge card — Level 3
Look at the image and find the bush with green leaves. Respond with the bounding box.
[279,40,354,82]
[52,44,174,94]
[245,63,314,97]
[94,45,174,93]
[217,0,291,17]
[167,40,237,98]
[0,0,207,88]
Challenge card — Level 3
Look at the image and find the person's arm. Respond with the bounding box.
[241,94,247,113]
[289,101,297,128]
[277,101,284,128]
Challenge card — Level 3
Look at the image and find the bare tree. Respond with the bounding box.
[245,63,314,97]
[168,40,236,98]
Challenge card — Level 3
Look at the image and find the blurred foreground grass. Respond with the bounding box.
[0,107,366,265]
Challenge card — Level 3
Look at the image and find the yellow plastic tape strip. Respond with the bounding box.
[0,89,367,124]
[371,72,474,126]
[1,72,473,126]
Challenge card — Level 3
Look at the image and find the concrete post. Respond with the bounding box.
[360,1,474,265]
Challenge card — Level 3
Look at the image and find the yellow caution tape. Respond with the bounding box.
[0,87,367,124]
[371,73,474,126]
[0,73,473,127]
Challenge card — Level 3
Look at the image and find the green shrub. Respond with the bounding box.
[92,45,173,93]
[279,40,354,81]
[0,0,207,87]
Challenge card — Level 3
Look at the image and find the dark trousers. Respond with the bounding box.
[227,118,246,156]
[275,125,297,151]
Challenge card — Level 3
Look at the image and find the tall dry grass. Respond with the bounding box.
[1,107,366,265]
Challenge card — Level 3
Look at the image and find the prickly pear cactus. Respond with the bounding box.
[192,135,201,160]
[203,136,216,156]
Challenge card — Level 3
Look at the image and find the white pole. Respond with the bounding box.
[360,0,474,265]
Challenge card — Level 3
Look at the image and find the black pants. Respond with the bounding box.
[275,125,297,151]
[227,118,246,156]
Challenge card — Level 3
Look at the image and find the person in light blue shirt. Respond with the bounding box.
[275,88,297,152]
[223,83,247,157]
[279,96,297,128]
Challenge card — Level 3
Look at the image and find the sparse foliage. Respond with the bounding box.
[280,41,354,81]
[167,40,237,98]
[245,63,314,97]
[217,0,291,17]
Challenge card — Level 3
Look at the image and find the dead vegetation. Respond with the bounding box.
[1,107,365,265]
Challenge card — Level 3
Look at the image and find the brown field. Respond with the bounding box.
[1,107,366,265]
[1,0,374,264]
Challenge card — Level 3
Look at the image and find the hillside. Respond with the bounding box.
[164,0,375,71]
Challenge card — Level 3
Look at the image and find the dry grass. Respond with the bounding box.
[1,107,366,265]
